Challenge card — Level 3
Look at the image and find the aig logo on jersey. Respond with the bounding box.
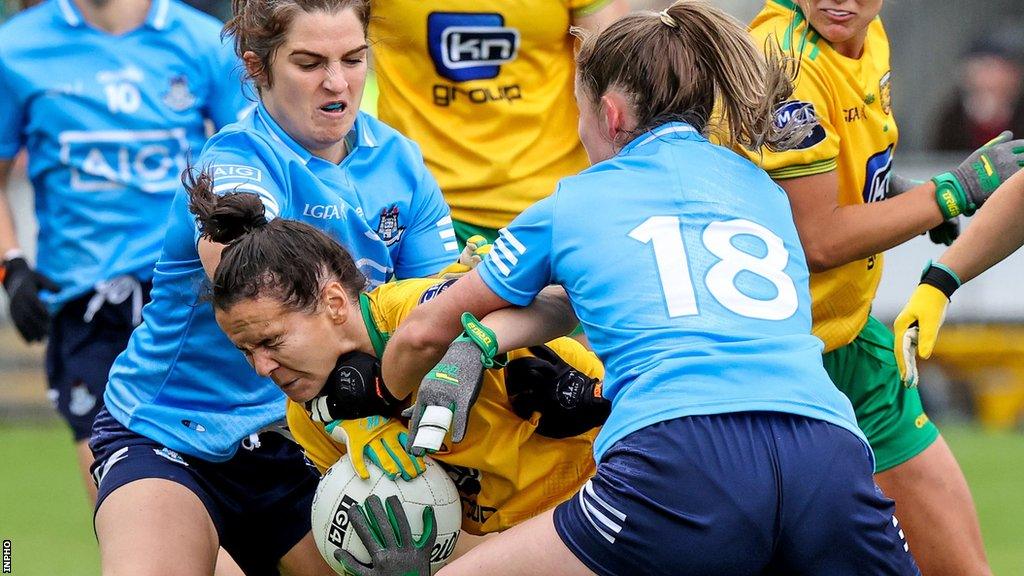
[428,12,520,82]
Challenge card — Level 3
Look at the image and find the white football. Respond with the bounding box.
[311,455,462,575]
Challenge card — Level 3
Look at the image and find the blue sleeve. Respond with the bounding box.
[191,132,289,242]
[0,47,24,159]
[203,35,251,130]
[477,195,555,306]
[391,161,459,279]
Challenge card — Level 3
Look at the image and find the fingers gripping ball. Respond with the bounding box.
[311,455,462,575]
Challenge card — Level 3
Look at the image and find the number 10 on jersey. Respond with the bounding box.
[629,216,799,321]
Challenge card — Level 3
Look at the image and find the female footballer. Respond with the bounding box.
[744,1,1024,573]
[375,2,921,573]
[87,0,460,573]
[182,186,607,553]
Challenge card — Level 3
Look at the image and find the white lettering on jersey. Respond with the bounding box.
[59,128,189,193]
[630,216,798,321]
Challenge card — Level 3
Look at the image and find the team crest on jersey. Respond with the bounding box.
[879,70,892,115]
[773,100,827,150]
[427,12,520,82]
[376,206,406,246]
[163,75,197,112]
[862,144,894,203]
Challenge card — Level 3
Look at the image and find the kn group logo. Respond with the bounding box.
[428,12,520,82]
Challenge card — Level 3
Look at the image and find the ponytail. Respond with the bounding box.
[182,165,367,313]
[185,166,268,245]
[575,0,812,152]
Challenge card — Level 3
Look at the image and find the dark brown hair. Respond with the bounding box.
[224,0,371,88]
[574,0,809,152]
[184,168,367,312]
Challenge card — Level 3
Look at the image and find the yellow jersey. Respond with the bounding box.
[288,277,600,535]
[745,0,898,352]
[369,0,610,229]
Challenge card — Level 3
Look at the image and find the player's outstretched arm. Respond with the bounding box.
[784,133,1024,271]
[894,169,1024,387]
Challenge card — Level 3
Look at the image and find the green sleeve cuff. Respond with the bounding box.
[571,0,615,18]
[932,172,973,218]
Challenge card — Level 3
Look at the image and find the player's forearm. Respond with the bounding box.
[479,286,577,352]
[382,271,510,399]
[800,182,944,271]
[937,169,1024,284]
[0,160,21,255]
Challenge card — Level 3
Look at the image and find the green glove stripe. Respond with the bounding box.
[380,440,412,481]
[360,503,387,549]
[383,498,405,547]
[414,506,436,549]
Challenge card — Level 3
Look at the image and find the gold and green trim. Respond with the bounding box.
[767,157,837,180]
[359,292,390,358]
[773,0,823,61]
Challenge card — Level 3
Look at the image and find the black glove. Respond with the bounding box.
[306,350,399,422]
[505,345,610,439]
[927,217,960,246]
[887,174,961,246]
[335,495,436,576]
[2,256,59,343]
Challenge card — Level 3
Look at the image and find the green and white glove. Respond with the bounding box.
[335,495,436,576]
[887,174,961,246]
[932,130,1024,218]
[403,312,500,456]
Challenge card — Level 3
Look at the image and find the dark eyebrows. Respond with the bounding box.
[289,44,369,59]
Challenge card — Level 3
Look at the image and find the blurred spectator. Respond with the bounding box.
[932,33,1024,151]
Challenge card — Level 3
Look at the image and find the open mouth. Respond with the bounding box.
[823,8,854,18]
[320,101,347,113]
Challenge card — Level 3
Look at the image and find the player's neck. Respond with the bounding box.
[74,0,151,35]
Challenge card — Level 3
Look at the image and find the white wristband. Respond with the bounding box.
[3,248,23,262]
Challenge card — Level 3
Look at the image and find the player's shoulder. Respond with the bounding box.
[162,0,226,36]
[198,119,282,175]
[0,1,63,50]
[358,112,424,160]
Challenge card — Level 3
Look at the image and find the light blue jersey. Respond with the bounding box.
[104,105,457,461]
[479,123,865,460]
[0,0,247,310]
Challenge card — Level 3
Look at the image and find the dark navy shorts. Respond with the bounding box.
[45,280,151,441]
[90,407,320,576]
[554,412,921,576]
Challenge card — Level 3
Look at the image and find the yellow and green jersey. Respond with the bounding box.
[369,0,610,229]
[745,0,898,352]
[287,278,600,535]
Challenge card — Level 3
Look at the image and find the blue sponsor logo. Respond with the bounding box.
[419,278,458,304]
[428,12,520,82]
[862,144,894,203]
[773,100,826,150]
